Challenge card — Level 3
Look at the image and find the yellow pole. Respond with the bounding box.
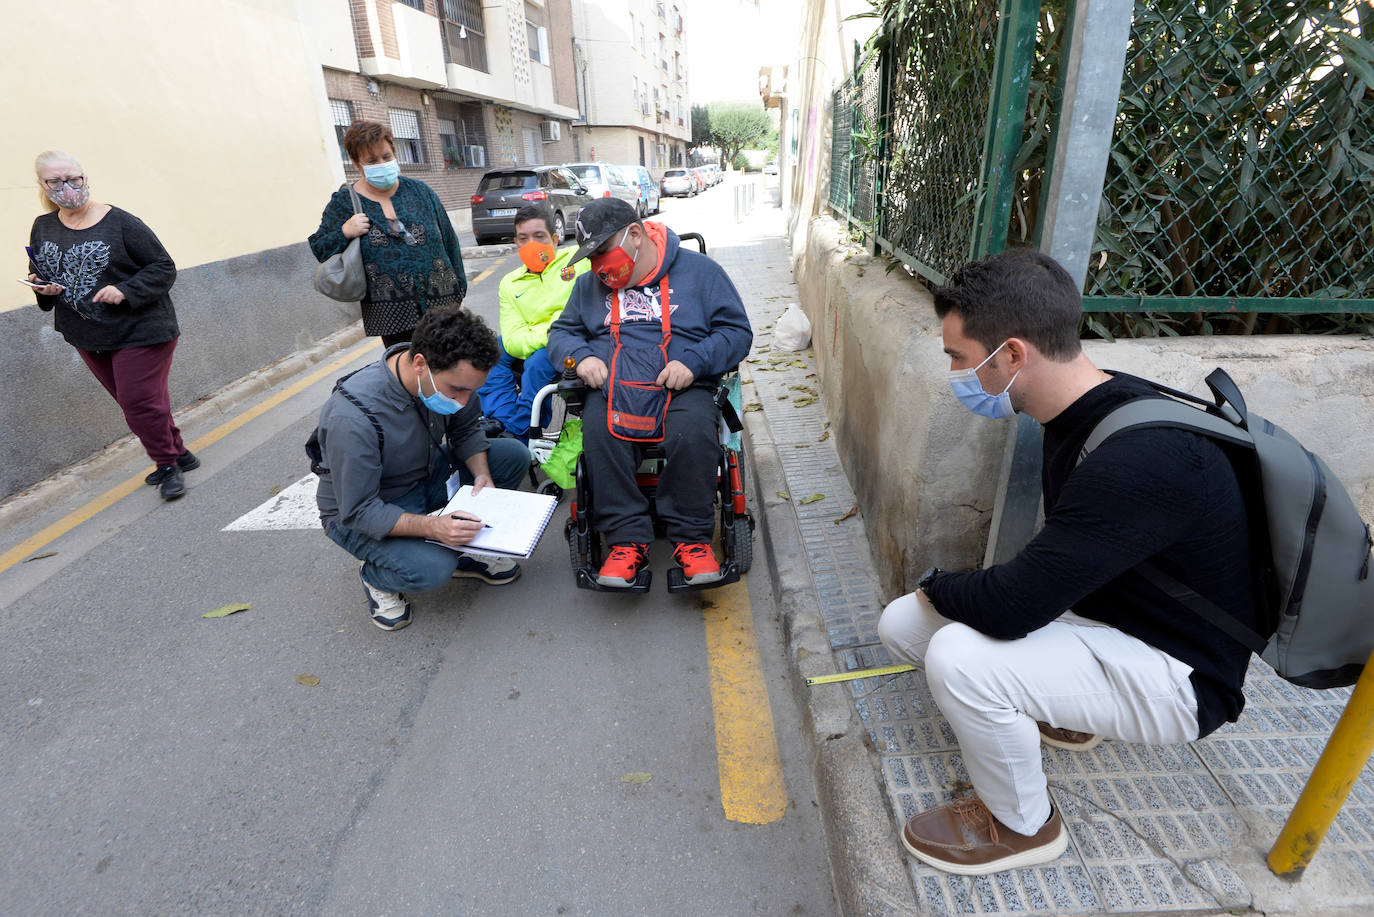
[1267,650,1374,877]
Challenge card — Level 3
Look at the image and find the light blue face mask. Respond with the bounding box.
[948,340,1020,420]
[362,159,400,190]
[419,365,463,415]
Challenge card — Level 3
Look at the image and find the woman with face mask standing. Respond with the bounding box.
[309,120,468,348]
[26,150,195,501]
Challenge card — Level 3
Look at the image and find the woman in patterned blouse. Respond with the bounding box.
[309,120,468,347]
[27,150,196,501]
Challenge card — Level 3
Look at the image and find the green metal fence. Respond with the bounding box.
[829,0,1374,321]
[1085,0,1374,319]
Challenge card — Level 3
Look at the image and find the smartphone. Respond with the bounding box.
[17,278,59,289]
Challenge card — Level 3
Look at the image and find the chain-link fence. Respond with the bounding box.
[1086,0,1374,321]
[828,0,1374,323]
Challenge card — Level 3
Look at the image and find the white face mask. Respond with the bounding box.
[948,341,1020,419]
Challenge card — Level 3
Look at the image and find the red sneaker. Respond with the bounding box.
[673,542,723,584]
[597,543,649,587]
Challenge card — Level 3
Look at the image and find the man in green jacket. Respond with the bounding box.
[475,204,590,441]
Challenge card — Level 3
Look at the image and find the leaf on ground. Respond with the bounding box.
[776,491,791,501]
[792,396,818,407]
[799,493,826,505]
[269,485,283,496]
[295,674,320,687]
[744,402,763,413]
[777,394,788,400]
[788,384,817,394]
[834,503,859,524]
[789,360,808,369]
[203,603,251,618]
[818,430,830,442]
[23,551,57,563]
[620,772,652,785]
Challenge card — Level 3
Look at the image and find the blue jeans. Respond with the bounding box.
[474,338,558,441]
[325,438,530,595]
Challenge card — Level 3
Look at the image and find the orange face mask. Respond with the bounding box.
[519,240,556,273]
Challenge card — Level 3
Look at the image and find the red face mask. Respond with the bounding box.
[590,227,636,289]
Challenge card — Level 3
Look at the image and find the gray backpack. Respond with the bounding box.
[1082,368,1374,689]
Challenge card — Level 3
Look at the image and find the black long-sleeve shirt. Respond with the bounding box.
[28,206,178,351]
[925,373,1256,737]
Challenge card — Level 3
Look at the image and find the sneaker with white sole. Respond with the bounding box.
[901,796,1067,875]
[452,553,521,585]
[361,570,412,631]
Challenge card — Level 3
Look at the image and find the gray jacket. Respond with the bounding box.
[315,345,490,539]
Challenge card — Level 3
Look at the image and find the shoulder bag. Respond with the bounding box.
[314,184,367,301]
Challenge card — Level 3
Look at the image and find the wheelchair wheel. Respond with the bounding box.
[731,516,753,573]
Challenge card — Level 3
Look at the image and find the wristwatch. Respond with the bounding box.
[916,566,944,594]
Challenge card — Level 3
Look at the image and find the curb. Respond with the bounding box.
[0,322,370,539]
[739,366,919,917]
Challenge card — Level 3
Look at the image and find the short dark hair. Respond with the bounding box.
[933,248,1083,361]
[342,120,396,164]
[514,204,554,235]
[409,306,499,372]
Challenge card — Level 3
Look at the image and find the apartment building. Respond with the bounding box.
[569,0,691,175]
[303,0,583,218]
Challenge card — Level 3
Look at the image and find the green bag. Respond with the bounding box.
[540,417,583,490]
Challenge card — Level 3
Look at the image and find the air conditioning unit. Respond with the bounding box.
[463,145,486,168]
[539,120,561,142]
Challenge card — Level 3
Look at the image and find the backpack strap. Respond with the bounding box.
[1080,391,1269,653]
[337,387,385,459]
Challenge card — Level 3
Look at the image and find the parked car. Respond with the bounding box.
[563,162,639,208]
[700,164,722,186]
[660,167,696,198]
[470,166,592,244]
[621,165,661,217]
[691,167,710,192]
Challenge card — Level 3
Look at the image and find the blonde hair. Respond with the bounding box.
[35,150,84,212]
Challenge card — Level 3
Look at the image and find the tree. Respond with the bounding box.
[690,105,712,148]
[706,102,770,167]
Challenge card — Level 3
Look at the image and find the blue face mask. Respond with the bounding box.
[419,365,463,415]
[948,340,1020,420]
[362,159,400,190]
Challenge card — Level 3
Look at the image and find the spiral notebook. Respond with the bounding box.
[429,485,558,558]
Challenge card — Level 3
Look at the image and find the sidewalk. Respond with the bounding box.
[716,196,1374,916]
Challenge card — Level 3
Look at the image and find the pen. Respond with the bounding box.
[451,514,493,529]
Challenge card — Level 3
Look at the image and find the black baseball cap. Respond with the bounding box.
[569,197,640,264]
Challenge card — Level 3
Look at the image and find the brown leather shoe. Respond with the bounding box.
[1037,721,1104,751]
[901,796,1067,875]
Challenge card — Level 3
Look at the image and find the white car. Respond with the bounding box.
[660,168,697,198]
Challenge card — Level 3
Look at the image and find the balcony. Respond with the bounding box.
[360,3,446,89]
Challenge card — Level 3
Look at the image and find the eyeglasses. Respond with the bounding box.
[43,176,86,190]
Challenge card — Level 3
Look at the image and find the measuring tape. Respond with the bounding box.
[805,664,917,686]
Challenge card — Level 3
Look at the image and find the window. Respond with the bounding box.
[438,118,461,169]
[329,99,352,163]
[395,0,424,9]
[388,108,424,164]
[526,21,549,64]
[443,0,488,73]
[522,127,543,165]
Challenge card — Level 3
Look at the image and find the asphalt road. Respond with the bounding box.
[0,177,835,917]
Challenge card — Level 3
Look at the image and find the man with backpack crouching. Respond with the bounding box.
[879,248,1263,875]
[312,306,531,631]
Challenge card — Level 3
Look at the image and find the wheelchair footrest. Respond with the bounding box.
[665,562,741,594]
[575,566,653,593]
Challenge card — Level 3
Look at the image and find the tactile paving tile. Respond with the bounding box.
[711,236,886,650]
[884,745,1251,914]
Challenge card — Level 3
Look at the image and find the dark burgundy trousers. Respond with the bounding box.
[78,339,186,467]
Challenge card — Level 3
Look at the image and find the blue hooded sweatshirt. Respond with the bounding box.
[545,222,753,382]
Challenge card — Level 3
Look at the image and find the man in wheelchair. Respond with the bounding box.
[546,198,753,588]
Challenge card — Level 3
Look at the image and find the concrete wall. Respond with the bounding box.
[793,215,1374,600]
[1,245,360,500]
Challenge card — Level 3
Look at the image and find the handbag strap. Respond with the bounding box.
[346,183,362,215]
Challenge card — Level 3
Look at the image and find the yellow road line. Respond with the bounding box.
[470,258,507,286]
[0,339,378,575]
[703,578,789,824]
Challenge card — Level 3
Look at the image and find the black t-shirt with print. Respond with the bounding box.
[29,206,178,351]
